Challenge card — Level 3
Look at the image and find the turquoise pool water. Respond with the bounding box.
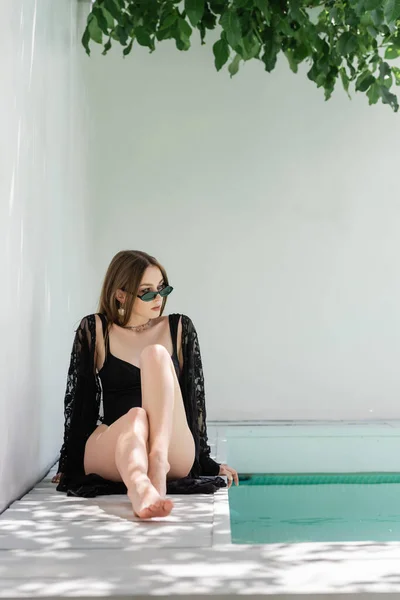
[229,473,400,544]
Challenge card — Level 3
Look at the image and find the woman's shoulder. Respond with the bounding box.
[75,313,106,332]
[166,313,192,327]
[75,313,101,324]
[168,314,201,340]
[73,314,108,349]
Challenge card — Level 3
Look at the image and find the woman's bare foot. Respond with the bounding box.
[135,498,174,519]
[128,474,173,519]
[147,451,170,497]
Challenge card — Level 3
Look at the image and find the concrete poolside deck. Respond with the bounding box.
[0,426,232,598]
[3,423,400,599]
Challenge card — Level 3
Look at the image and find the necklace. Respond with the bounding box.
[122,319,152,332]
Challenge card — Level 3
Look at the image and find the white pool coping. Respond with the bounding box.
[2,421,400,599]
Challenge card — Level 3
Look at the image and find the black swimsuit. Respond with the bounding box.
[98,315,181,426]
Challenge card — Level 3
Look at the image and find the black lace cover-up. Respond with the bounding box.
[56,312,226,497]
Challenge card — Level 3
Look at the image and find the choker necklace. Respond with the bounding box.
[122,319,152,332]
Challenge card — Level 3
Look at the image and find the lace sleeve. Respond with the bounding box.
[57,315,98,474]
[185,316,220,476]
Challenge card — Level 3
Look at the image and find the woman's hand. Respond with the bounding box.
[51,472,62,484]
[218,464,239,488]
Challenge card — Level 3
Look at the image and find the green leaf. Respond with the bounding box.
[383,0,400,23]
[228,53,241,76]
[88,14,103,44]
[365,0,381,9]
[369,53,380,67]
[392,66,400,85]
[175,18,192,50]
[115,24,129,45]
[367,81,381,103]
[340,67,352,98]
[101,7,115,29]
[262,39,279,72]
[253,0,271,25]
[379,60,393,87]
[209,1,225,15]
[213,38,230,70]
[353,0,366,17]
[293,42,309,63]
[380,84,399,110]
[389,33,400,48]
[135,26,154,49]
[157,16,176,41]
[92,7,109,35]
[198,22,206,44]
[178,18,193,39]
[102,37,112,55]
[337,32,358,55]
[324,75,336,101]
[82,27,91,56]
[202,6,217,29]
[278,17,294,36]
[123,38,134,56]
[355,69,375,91]
[285,49,298,73]
[340,67,349,91]
[346,58,357,79]
[185,0,205,27]
[239,33,261,60]
[103,0,121,21]
[157,28,174,41]
[360,12,372,26]
[175,36,191,50]
[385,45,400,58]
[159,13,178,30]
[307,60,325,87]
[220,9,242,48]
[370,8,384,26]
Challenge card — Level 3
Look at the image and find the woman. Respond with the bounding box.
[52,250,238,519]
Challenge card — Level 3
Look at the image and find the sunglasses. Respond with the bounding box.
[138,285,173,302]
[135,285,174,302]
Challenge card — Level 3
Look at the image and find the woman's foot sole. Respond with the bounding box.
[134,498,174,519]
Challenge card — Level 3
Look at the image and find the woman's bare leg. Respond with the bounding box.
[114,408,173,518]
[140,345,174,496]
[84,408,173,519]
[140,344,195,496]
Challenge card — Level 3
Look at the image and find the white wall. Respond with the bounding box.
[83,33,400,422]
[0,0,93,512]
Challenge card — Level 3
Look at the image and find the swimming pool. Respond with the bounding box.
[229,473,400,544]
[214,421,400,546]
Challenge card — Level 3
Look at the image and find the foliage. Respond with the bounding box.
[82,0,400,111]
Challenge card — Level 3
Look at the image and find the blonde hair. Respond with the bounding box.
[98,250,169,328]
